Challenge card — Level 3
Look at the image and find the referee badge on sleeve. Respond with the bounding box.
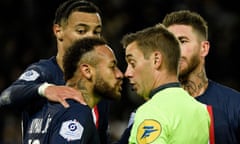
[59,119,84,141]
[137,119,161,144]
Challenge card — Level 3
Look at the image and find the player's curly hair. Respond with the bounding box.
[63,37,107,81]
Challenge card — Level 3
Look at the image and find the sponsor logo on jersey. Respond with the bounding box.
[59,119,83,141]
[137,119,161,144]
[19,70,40,81]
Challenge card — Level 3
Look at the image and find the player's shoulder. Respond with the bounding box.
[21,56,55,73]
[48,100,93,125]
[52,102,95,143]
[209,80,240,96]
[17,57,58,81]
[32,56,57,70]
[62,100,92,119]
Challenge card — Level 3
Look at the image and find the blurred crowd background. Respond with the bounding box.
[0,0,239,143]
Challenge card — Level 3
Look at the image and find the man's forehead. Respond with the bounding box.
[94,45,117,65]
[95,45,114,56]
[125,42,142,58]
[68,11,102,26]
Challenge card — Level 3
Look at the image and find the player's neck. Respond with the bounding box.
[82,91,101,108]
[66,80,101,108]
[83,82,101,108]
[56,53,64,71]
[180,68,208,97]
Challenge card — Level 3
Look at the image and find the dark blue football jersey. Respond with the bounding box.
[23,100,100,144]
[0,56,109,144]
[196,80,240,144]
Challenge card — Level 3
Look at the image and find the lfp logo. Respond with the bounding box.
[137,119,161,143]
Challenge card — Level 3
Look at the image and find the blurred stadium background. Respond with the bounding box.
[0,0,239,143]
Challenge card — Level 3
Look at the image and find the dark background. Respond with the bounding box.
[0,0,239,143]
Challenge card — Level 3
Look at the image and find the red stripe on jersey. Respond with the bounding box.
[207,105,215,144]
[93,105,99,129]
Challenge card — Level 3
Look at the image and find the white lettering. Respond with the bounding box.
[42,117,52,133]
[28,139,40,144]
[29,119,43,134]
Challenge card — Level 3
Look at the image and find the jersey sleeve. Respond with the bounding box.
[129,108,167,144]
[49,105,101,144]
[0,63,49,109]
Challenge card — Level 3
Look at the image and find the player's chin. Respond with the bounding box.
[116,84,122,93]
[179,63,188,72]
[112,89,122,100]
[114,90,122,100]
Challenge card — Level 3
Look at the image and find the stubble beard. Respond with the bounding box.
[179,55,200,84]
[94,75,121,101]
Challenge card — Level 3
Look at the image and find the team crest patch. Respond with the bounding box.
[19,70,40,81]
[59,119,83,141]
[137,119,161,144]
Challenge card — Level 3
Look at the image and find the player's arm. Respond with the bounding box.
[0,66,47,109]
[0,65,85,109]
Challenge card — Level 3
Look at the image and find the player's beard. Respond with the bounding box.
[93,74,121,101]
[179,53,200,83]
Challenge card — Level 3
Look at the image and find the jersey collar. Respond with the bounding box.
[149,82,181,98]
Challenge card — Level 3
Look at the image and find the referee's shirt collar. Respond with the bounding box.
[149,82,181,98]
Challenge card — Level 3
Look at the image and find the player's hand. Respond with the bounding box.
[44,85,86,108]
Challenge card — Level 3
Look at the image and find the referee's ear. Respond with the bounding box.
[153,51,162,70]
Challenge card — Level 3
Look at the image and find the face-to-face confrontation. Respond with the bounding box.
[124,42,155,100]
[93,45,123,100]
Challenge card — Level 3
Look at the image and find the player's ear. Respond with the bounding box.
[201,41,210,57]
[53,24,63,41]
[80,64,92,80]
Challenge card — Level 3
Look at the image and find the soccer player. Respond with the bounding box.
[0,0,110,143]
[23,37,123,143]
[162,10,240,144]
[122,24,210,144]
